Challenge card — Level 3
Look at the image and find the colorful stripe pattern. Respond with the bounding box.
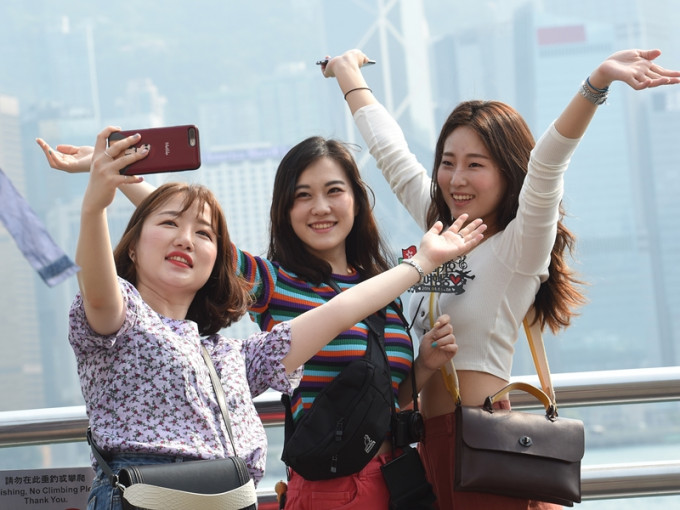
[235,245,413,423]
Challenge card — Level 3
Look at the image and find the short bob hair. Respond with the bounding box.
[268,136,393,283]
[113,182,251,335]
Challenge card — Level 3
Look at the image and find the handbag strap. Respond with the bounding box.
[523,308,556,403]
[122,480,257,510]
[483,381,556,418]
[427,292,557,408]
[428,292,461,406]
[86,428,118,486]
[200,345,239,455]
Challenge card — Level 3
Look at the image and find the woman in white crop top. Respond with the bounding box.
[322,48,680,509]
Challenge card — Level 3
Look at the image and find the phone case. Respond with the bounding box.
[108,125,201,175]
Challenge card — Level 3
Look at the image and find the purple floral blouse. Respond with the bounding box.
[69,277,302,485]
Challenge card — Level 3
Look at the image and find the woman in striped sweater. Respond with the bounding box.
[238,137,459,508]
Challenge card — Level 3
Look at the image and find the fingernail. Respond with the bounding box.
[431,341,438,348]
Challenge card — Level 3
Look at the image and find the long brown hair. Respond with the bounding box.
[427,100,585,333]
[268,136,394,284]
[113,182,251,335]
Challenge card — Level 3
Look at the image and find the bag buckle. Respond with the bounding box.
[113,475,126,492]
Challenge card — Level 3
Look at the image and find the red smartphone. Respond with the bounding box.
[108,125,201,175]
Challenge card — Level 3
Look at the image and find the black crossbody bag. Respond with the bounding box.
[87,346,257,510]
[281,280,436,508]
[280,294,393,480]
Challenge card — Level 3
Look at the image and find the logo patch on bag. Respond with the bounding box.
[364,434,376,453]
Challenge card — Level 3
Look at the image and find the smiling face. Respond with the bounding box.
[436,125,507,234]
[289,156,356,267]
[133,194,218,302]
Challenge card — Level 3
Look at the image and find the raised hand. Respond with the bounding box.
[590,48,680,90]
[319,49,370,78]
[82,127,147,212]
[36,138,94,173]
[415,215,486,271]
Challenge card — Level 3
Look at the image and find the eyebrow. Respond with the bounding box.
[295,179,347,190]
[442,151,491,160]
[157,209,214,230]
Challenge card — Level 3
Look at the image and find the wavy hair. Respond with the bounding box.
[427,100,586,333]
[268,136,394,284]
[113,182,251,335]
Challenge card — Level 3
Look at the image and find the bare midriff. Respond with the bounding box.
[420,369,510,418]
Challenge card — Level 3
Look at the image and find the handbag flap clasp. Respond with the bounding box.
[457,406,585,462]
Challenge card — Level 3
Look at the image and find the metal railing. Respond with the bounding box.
[2,367,680,503]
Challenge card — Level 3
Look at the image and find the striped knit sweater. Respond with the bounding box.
[234,245,413,423]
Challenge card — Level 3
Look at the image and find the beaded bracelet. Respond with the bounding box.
[401,258,425,283]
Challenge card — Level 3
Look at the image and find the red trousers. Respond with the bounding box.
[419,402,563,510]
[284,452,394,510]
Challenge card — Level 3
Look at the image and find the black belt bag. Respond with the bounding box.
[281,307,393,480]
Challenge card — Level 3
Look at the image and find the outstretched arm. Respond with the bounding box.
[76,128,148,335]
[321,48,433,231]
[555,49,680,139]
[282,215,486,372]
[36,136,156,206]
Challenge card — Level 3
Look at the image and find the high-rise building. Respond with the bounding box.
[526,11,679,371]
[181,143,291,339]
[0,95,45,411]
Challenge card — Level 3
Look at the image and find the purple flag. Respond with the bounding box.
[0,168,79,286]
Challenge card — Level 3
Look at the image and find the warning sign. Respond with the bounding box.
[0,466,93,509]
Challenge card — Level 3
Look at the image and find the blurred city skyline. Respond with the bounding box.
[1,2,679,491]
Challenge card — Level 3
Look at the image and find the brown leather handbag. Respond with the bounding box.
[446,312,584,506]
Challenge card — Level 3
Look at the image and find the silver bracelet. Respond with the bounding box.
[401,258,425,283]
[579,79,608,105]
